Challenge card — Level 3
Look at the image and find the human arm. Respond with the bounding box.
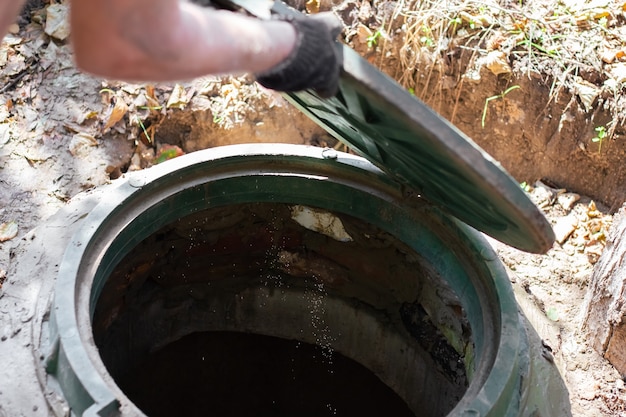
[3,0,341,95]
[70,0,298,81]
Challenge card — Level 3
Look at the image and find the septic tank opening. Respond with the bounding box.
[92,202,471,417]
[116,331,415,417]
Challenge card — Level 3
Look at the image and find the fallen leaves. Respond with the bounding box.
[574,77,600,112]
[458,11,494,29]
[355,24,374,45]
[527,182,610,264]
[561,199,611,264]
[0,45,8,68]
[69,132,98,156]
[44,3,70,41]
[165,84,190,109]
[100,89,129,132]
[607,62,626,83]
[133,84,166,144]
[0,221,18,242]
[154,144,185,164]
[145,85,162,111]
[93,82,197,169]
[554,215,579,244]
[580,201,609,264]
[0,123,11,145]
[0,36,29,80]
[463,50,513,83]
[601,49,626,64]
[305,0,321,14]
[482,50,512,76]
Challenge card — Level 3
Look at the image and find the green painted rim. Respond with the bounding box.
[48,144,528,416]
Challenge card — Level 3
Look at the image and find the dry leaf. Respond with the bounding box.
[486,31,506,51]
[574,79,599,112]
[77,110,99,124]
[155,144,185,164]
[483,50,512,75]
[601,49,617,64]
[146,85,157,100]
[586,245,603,264]
[39,40,60,70]
[356,24,373,44]
[556,192,580,211]
[587,200,601,218]
[592,9,610,19]
[102,95,129,131]
[0,123,10,145]
[69,132,98,156]
[459,11,492,27]
[609,62,626,82]
[143,85,163,113]
[306,0,320,14]
[2,34,22,47]
[0,45,8,67]
[44,3,70,41]
[166,84,189,109]
[553,215,579,244]
[0,221,18,242]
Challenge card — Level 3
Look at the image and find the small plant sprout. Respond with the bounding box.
[592,125,608,153]
[481,85,521,128]
[450,16,462,32]
[366,30,383,48]
[419,25,435,47]
[420,35,435,47]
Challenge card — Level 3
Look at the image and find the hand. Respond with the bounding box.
[255,12,343,98]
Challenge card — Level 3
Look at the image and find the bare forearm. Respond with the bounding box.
[71,0,296,81]
[0,0,26,40]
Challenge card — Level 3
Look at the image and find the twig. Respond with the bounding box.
[0,70,28,94]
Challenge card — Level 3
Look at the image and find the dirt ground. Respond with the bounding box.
[1,0,626,416]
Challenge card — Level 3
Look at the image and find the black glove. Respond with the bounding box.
[255,12,342,98]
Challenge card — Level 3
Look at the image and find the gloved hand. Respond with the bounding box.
[255,12,342,98]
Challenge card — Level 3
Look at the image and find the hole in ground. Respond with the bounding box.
[93,202,470,417]
[116,331,416,417]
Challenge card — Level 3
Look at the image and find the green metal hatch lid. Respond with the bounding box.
[284,45,555,253]
[221,0,555,253]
